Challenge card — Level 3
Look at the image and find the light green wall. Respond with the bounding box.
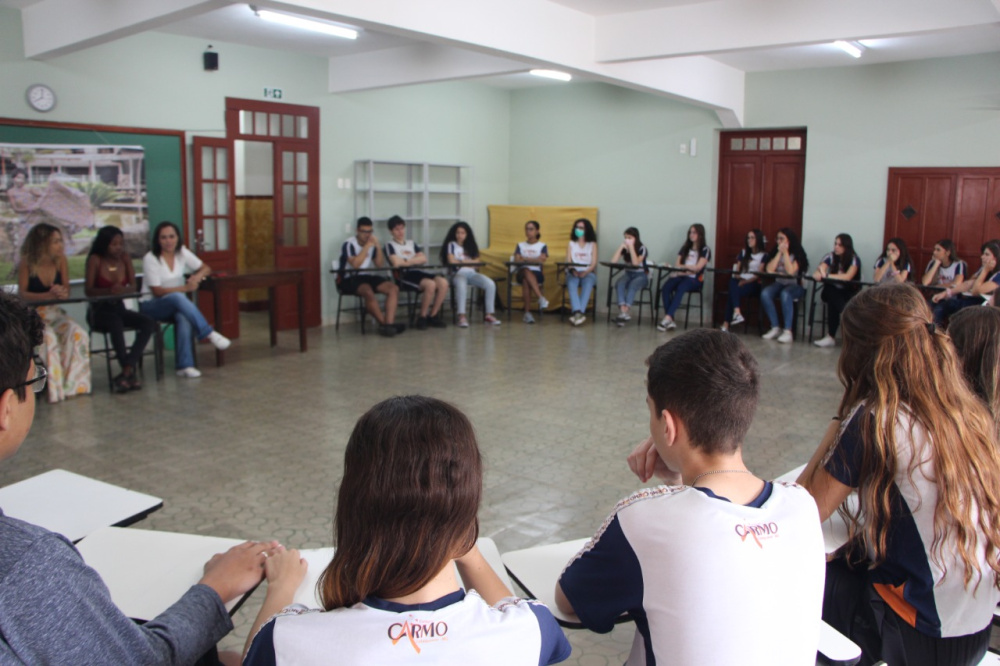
[508,83,722,266]
[746,53,1000,271]
[0,7,511,321]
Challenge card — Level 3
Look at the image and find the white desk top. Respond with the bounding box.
[77,527,248,621]
[78,529,513,621]
[502,538,861,665]
[0,469,163,543]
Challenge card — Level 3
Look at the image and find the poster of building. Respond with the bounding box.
[0,143,149,280]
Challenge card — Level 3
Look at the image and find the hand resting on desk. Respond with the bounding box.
[199,539,284,604]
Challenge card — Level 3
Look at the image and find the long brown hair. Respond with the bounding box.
[319,396,482,609]
[949,306,1000,429]
[833,283,1000,588]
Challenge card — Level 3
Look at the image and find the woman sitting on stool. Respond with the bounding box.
[139,221,230,379]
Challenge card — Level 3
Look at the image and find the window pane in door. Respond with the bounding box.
[297,217,308,246]
[297,116,308,139]
[217,217,229,250]
[239,110,253,135]
[203,219,216,251]
[201,147,215,179]
[296,152,308,182]
[283,217,296,247]
[282,115,295,137]
[283,185,295,215]
[217,184,229,216]
[215,148,227,180]
[283,152,294,181]
[203,184,216,215]
[255,112,268,135]
[296,185,308,214]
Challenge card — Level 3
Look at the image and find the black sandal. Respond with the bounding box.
[128,374,142,391]
[112,374,131,394]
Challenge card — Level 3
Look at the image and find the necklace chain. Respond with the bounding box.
[691,469,752,487]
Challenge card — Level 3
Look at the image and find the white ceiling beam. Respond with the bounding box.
[595,0,1000,63]
[328,44,529,93]
[272,0,746,122]
[21,0,231,59]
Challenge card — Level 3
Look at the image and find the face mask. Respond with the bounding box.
[574,228,584,238]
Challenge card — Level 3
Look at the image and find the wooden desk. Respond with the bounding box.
[199,269,306,366]
[0,469,162,543]
[502,537,861,665]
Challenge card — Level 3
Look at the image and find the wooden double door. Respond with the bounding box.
[884,168,1000,275]
[713,129,807,322]
[191,99,321,338]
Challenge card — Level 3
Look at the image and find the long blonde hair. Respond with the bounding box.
[835,283,1000,589]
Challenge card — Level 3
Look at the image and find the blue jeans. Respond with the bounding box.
[760,282,805,330]
[140,293,214,370]
[567,272,597,313]
[615,271,649,307]
[661,276,701,318]
[932,295,981,325]
[725,277,761,323]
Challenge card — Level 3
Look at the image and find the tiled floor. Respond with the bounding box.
[2,310,849,662]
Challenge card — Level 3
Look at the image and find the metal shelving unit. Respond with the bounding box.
[353,160,473,252]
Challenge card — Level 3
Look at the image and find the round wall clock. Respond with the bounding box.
[26,84,56,112]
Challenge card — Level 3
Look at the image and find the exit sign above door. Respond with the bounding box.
[263,88,283,99]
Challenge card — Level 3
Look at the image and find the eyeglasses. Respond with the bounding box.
[13,358,47,395]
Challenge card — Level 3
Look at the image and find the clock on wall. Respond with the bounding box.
[25,84,56,112]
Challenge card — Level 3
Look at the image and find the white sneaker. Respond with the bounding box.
[619,312,631,322]
[657,317,669,332]
[207,331,231,350]
[575,313,586,325]
[777,330,793,344]
[523,312,535,324]
[457,315,469,328]
[538,296,549,309]
[762,327,782,340]
[731,312,745,326]
[814,334,836,348]
[176,367,202,378]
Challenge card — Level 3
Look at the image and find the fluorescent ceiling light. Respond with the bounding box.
[833,40,865,58]
[529,69,572,82]
[253,7,358,40]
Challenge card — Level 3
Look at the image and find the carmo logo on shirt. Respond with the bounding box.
[387,619,449,653]
[734,522,779,548]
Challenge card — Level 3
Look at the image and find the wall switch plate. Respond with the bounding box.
[680,144,688,154]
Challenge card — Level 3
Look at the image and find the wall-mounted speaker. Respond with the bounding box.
[203,51,219,71]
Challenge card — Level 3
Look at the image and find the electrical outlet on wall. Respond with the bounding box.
[679,144,688,154]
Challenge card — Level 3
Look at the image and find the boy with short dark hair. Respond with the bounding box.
[384,215,449,330]
[338,217,403,337]
[556,329,825,665]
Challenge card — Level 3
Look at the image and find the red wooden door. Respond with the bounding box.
[714,130,806,322]
[192,136,239,337]
[225,98,321,330]
[884,168,1000,274]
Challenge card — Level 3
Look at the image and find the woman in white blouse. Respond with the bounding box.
[139,221,231,378]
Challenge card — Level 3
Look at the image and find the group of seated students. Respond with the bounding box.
[15,221,231,397]
[3,279,1000,665]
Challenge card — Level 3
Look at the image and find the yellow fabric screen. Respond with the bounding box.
[480,205,598,311]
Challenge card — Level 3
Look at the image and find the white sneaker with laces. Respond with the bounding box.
[575,313,586,325]
[538,296,550,309]
[458,315,469,328]
[731,312,745,326]
[762,327,782,340]
[657,317,669,332]
[176,367,202,378]
[207,331,231,350]
[523,312,535,324]
[814,334,836,348]
[777,330,793,344]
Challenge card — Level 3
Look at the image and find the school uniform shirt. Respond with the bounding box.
[140,248,204,300]
[516,241,548,272]
[243,590,571,666]
[820,252,862,289]
[384,239,423,265]
[874,256,912,284]
[567,242,595,272]
[338,237,376,275]
[824,404,1000,638]
[737,249,766,280]
[677,245,711,280]
[923,259,967,286]
[447,242,478,276]
[622,246,649,274]
[558,482,824,666]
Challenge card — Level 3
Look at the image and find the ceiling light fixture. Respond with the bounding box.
[251,6,358,40]
[833,40,865,58]
[529,69,572,82]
